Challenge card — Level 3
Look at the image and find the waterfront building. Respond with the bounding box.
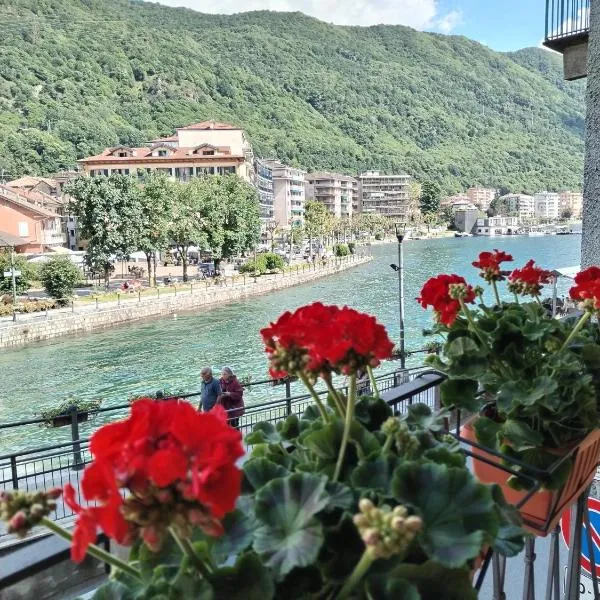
[558,190,583,218]
[78,121,254,183]
[442,194,469,207]
[0,184,66,252]
[498,193,535,220]
[454,208,480,233]
[466,186,497,211]
[449,199,478,212]
[534,191,560,220]
[253,159,275,220]
[357,171,412,220]
[475,216,519,236]
[263,160,306,228]
[305,172,356,218]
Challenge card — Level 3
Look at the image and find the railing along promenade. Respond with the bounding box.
[545,0,590,48]
[0,366,437,541]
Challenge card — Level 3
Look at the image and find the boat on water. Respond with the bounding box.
[527,227,546,237]
[454,232,472,238]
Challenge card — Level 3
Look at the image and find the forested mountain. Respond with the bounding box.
[0,0,587,193]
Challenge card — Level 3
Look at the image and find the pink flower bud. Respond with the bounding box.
[45,487,63,500]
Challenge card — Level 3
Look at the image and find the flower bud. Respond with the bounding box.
[359,498,374,514]
[405,516,423,533]
[9,511,27,532]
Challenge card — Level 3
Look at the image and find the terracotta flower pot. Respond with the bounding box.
[462,419,600,536]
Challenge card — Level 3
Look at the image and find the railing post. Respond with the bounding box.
[95,297,99,310]
[138,290,141,302]
[70,406,84,470]
[10,455,18,489]
[71,300,75,313]
[117,293,121,306]
[285,379,292,415]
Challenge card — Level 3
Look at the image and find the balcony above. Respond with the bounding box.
[544,0,589,80]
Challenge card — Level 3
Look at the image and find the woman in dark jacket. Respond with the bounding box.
[219,367,245,428]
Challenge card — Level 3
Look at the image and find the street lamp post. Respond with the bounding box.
[390,224,406,369]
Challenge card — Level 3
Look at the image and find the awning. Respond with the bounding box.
[0,230,29,248]
[551,266,580,279]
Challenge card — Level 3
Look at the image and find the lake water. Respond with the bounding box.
[0,234,581,452]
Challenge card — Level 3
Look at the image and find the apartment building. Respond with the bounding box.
[78,121,254,183]
[466,187,497,211]
[254,159,274,220]
[558,191,583,218]
[357,171,412,220]
[305,172,357,218]
[534,192,560,220]
[498,194,535,219]
[263,160,306,228]
[475,216,519,236]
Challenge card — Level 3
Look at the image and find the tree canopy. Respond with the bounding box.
[0,1,585,194]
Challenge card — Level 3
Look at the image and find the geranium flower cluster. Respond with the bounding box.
[63,399,243,562]
[0,488,62,537]
[507,259,553,297]
[416,274,476,326]
[569,266,600,312]
[260,302,394,378]
[472,250,513,283]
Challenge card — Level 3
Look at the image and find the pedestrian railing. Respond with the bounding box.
[545,0,589,50]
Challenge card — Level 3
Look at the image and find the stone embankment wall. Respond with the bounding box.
[0,256,371,349]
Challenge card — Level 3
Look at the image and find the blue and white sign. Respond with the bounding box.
[561,497,600,577]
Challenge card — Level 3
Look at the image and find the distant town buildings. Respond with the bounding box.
[357,171,412,220]
[263,160,306,228]
[305,173,356,218]
[253,159,274,220]
[498,194,535,220]
[558,191,583,218]
[466,186,497,211]
[475,216,519,236]
[78,121,255,184]
[454,208,480,234]
[534,191,560,220]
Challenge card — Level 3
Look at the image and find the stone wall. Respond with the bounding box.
[0,256,371,349]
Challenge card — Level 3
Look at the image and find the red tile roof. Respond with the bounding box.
[177,120,239,131]
[79,145,242,163]
[0,185,59,218]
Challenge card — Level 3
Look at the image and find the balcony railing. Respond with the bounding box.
[544,0,589,51]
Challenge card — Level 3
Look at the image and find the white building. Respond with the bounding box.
[305,172,356,218]
[499,194,535,219]
[358,171,412,220]
[534,192,560,220]
[263,160,306,228]
[475,216,519,236]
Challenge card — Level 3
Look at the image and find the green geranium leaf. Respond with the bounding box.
[210,552,274,600]
[302,404,323,421]
[446,336,479,359]
[211,504,256,564]
[351,454,401,496]
[403,403,448,432]
[422,446,465,469]
[473,416,502,449]
[275,566,323,598]
[365,575,421,600]
[390,561,477,600]
[249,444,293,468]
[354,396,393,431]
[138,536,181,581]
[253,473,329,579]
[582,343,600,368]
[501,420,543,451]
[440,379,479,411]
[245,422,281,445]
[489,485,525,557]
[89,581,135,600]
[276,414,301,441]
[325,480,355,510]
[170,570,214,599]
[392,462,497,568]
[243,458,290,493]
[319,513,365,582]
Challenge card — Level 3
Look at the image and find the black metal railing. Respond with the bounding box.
[545,0,590,49]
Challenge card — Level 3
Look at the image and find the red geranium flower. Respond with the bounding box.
[569,266,600,311]
[261,302,393,377]
[508,260,552,297]
[417,274,476,326]
[63,399,244,562]
[472,249,513,282]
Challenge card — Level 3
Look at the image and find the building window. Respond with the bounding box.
[18,222,29,237]
[203,150,215,156]
[158,150,168,157]
[70,229,75,237]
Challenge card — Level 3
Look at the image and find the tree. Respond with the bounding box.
[140,174,174,286]
[408,181,423,224]
[419,181,442,232]
[561,207,573,220]
[0,251,37,295]
[66,175,144,286]
[39,256,81,302]
[304,200,332,257]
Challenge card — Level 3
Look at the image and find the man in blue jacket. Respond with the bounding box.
[200,366,221,412]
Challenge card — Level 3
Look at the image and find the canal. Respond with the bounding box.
[0,234,581,452]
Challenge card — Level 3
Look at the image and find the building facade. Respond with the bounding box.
[263,160,306,228]
[499,194,535,219]
[454,208,479,234]
[357,171,412,220]
[305,172,356,218]
[466,187,497,211]
[78,121,254,183]
[254,159,274,220]
[475,216,519,236]
[534,192,560,220]
[558,191,583,218]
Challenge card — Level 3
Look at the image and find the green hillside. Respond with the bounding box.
[0,0,587,193]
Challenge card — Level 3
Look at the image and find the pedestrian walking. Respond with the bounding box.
[199,366,221,412]
[219,366,245,428]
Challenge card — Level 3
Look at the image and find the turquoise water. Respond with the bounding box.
[0,235,581,452]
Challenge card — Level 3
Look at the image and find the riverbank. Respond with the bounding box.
[0,255,371,349]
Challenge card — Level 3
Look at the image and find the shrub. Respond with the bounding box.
[333,243,350,257]
[375,232,383,240]
[348,242,356,254]
[262,252,284,271]
[0,251,38,294]
[40,256,82,301]
[239,254,267,274]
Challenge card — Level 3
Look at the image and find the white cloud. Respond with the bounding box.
[151,0,463,32]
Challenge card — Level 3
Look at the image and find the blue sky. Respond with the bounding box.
[153,0,546,52]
